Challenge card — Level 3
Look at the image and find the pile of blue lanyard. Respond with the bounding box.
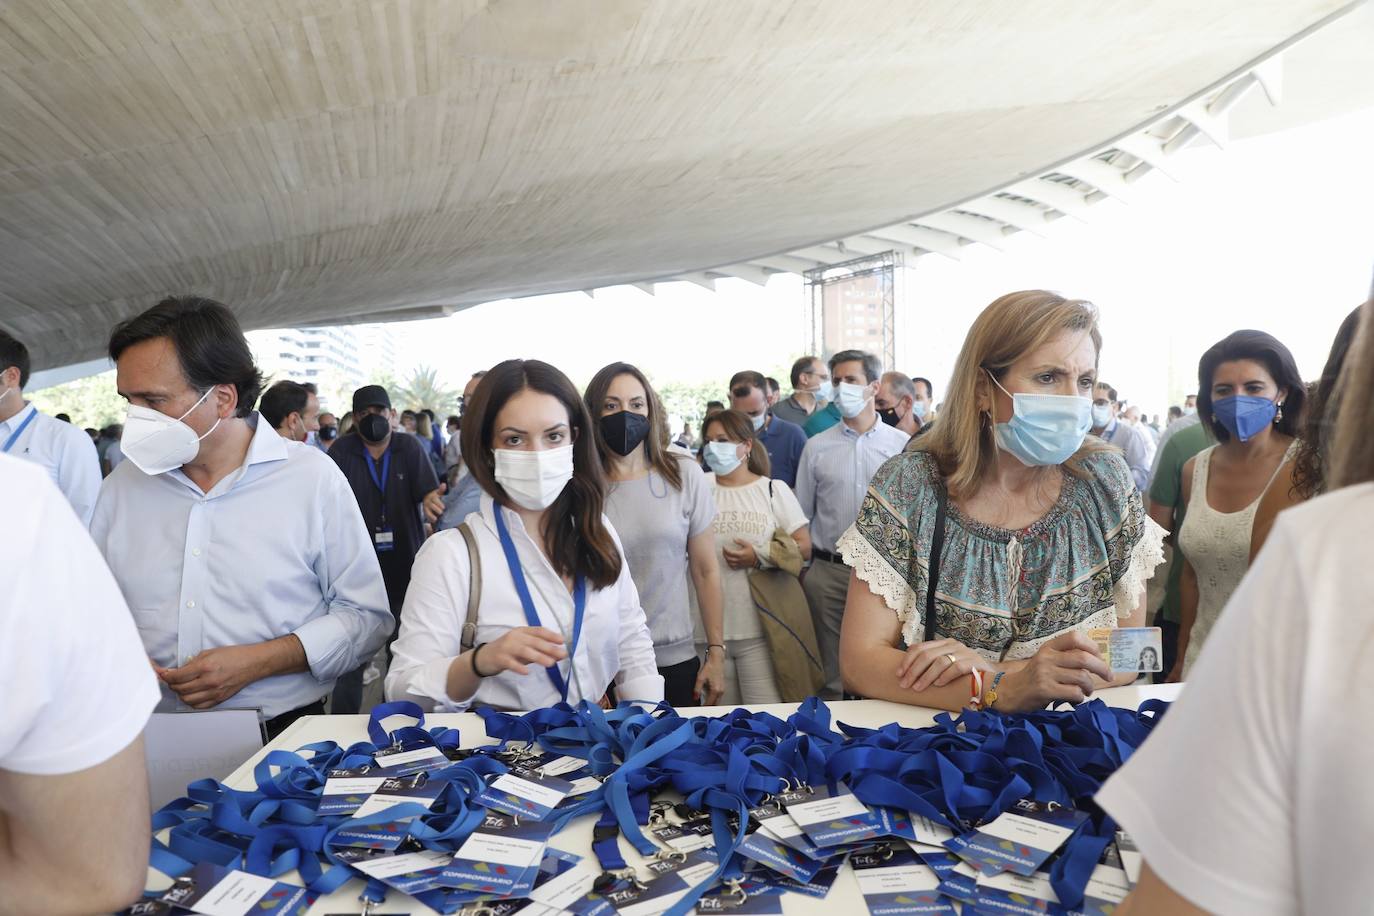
[131,696,1169,915]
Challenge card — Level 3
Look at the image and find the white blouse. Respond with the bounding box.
[386,494,664,711]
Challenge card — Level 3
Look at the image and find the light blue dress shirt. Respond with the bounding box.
[0,402,101,526]
[795,415,910,552]
[1100,418,1156,492]
[89,414,393,719]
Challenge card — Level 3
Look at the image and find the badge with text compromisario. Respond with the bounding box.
[955,799,1088,877]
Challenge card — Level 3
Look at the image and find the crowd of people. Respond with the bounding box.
[2,287,1371,912]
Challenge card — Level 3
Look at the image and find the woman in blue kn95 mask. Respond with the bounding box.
[1165,329,1305,683]
[837,290,1166,713]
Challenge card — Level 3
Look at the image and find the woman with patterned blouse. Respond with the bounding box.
[838,291,1166,713]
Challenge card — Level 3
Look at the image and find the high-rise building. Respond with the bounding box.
[247,323,399,412]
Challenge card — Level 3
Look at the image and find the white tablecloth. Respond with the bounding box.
[215,684,1182,914]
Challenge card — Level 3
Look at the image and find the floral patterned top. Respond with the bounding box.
[837,448,1166,661]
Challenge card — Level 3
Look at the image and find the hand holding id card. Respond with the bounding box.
[1089,627,1164,673]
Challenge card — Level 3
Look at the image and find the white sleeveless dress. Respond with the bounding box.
[1177,444,1293,676]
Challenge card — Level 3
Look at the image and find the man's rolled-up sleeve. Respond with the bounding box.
[293,472,393,680]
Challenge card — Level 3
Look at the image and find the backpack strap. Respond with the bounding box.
[458,521,482,650]
[924,482,948,644]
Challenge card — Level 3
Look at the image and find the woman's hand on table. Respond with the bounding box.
[897,638,997,691]
[477,627,566,677]
[995,632,1111,712]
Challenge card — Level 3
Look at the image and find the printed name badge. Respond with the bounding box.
[332,817,412,851]
[374,529,395,552]
[318,766,390,816]
[1079,860,1132,916]
[748,801,825,859]
[651,816,715,854]
[538,755,592,778]
[351,848,454,896]
[1115,830,1142,886]
[441,813,554,897]
[695,893,784,914]
[1088,627,1164,673]
[876,808,958,849]
[934,860,980,905]
[603,851,720,916]
[767,860,843,899]
[974,867,1061,913]
[781,783,883,848]
[956,799,1088,877]
[373,743,449,776]
[475,765,576,821]
[851,845,956,915]
[526,851,613,916]
[351,773,445,818]
[736,829,825,885]
[156,862,312,916]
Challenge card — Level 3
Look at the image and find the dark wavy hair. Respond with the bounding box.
[1293,304,1366,498]
[460,359,621,589]
[583,362,684,491]
[108,295,264,417]
[1196,330,1305,444]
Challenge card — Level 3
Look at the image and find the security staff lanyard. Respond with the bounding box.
[365,445,393,550]
[493,507,586,702]
[1,408,37,453]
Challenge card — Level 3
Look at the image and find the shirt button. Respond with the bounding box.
[192,548,202,557]
[186,600,196,608]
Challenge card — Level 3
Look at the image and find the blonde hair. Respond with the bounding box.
[1330,300,1374,490]
[913,290,1110,499]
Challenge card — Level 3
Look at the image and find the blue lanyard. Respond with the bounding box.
[365,447,391,495]
[492,506,586,702]
[1,408,37,453]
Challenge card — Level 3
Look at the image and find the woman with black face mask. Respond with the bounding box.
[585,362,726,707]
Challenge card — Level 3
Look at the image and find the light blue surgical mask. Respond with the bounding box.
[912,400,928,420]
[812,379,834,403]
[1090,403,1113,429]
[750,411,767,432]
[835,382,871,419]
[704,441,744,476]
[988,372,1092,467]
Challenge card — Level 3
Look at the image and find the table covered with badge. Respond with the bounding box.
[130,683,1181,916]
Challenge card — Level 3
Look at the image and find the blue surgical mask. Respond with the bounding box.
[750,412,767,432]
[813,379,834,402]
[912,400,928,420]
[835,382,870,419]
[989,372,1092,467]
[704,441,743,475]
[1090,403,1113,428]
[1211,395,1278,442]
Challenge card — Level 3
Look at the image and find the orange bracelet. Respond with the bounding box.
[968,668,984,709]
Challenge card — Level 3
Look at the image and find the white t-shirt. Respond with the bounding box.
[0,455,160,774]
[706,475,808,641]
[1096,482,1374,916]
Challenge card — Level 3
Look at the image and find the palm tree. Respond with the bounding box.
[394,365,460,414]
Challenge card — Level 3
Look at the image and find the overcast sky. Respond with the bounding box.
[384,106,1374,416]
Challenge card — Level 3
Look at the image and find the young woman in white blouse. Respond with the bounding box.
[385,359,664,711]
[700,408,812,703]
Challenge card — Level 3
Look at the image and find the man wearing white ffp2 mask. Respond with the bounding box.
[89,295,392,739]
[385,358,663,714]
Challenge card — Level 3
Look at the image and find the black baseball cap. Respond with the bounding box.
[352,385,391,412]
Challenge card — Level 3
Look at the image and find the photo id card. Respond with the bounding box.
[781,783,883,848]
[851,846,956,915]
[1088,627,1164,673]
[476,765,577,821]
[956,800,1088,877]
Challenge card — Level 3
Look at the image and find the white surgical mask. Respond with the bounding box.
[1090,403,1113,428]
[494,445,574,511]
[835,382,870,419]
[750,412,767,432]
[121,388,222,476]
[704,441,744,476]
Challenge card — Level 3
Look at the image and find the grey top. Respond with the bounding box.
[771,393,825,429]
[605,455,718,667]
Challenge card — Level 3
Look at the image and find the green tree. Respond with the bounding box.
[27,371,127,428]
[393,365,460,415]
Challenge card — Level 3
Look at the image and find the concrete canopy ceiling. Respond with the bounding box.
[0,0,1361,370]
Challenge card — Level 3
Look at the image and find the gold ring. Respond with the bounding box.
[945,653,957,666]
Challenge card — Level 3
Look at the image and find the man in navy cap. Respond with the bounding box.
[329,384,444,712]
